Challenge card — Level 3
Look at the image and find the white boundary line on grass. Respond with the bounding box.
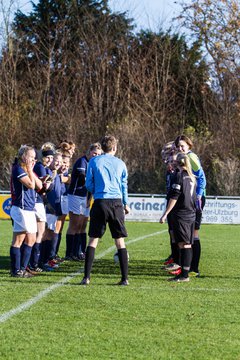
[0,230,167,324]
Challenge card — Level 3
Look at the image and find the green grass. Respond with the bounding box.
[0,220,240,359]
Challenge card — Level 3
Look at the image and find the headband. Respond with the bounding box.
[42,150,54,157]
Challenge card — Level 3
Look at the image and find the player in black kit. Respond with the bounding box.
[160,153,196,282]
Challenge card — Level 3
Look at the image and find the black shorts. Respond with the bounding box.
[88,199,128,239]
[195,195,206,230]
[171,216,195,245]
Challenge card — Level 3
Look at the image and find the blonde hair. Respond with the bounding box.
[176,153,196,184]
[41,142,55,152]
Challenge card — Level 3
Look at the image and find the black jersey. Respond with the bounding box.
[168,170,196,221]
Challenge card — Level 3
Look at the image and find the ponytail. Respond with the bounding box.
[176,153,196,184]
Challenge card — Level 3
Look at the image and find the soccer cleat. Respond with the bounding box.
[55,255,65,263]
[117,280,129,286]
[164,263,181,271]
[169,268,182,276]
[47,260,59,268]
[22,269,34,278]
[80,277,90,285]
[168,276,190,283]
[72,256,81,261]
[42,264,55,272]
[189,271,200,277]
[33,267,43,273]
[64,256,73,261]
[78,252,86,261]
[11,269,34,278]
[163,257,174,266]
[26,266,41,275]
[10,270,24,278]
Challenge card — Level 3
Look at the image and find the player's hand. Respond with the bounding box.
[26,158,34,171]
[124,205,130,215]
[159,214,167,224]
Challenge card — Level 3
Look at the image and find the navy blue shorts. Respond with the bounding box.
[88,199,128,239]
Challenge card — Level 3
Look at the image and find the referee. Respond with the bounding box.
[160,153,196,282]
[80,135,130,286]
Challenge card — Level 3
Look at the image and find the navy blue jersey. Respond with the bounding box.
[168,170,196,221]
[60,171,69,196]
[68,156,88,197]
[11,164,36,210]
[45,172,62,215]
[34,162,48,203]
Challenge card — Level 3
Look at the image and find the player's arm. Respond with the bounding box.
[159,198,177,223]
[20,161,42,190]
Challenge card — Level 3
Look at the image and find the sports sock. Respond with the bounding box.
[181,247,192,278]
[191,238,201,272]
[30,242,41,268]
[21,244,33,270]
[39,240,47,265]
[73,233,81,257]
[45,239,52,263]
[84,246,95,279]
[56,232,62,255]
[171,243,180,265]
[10,246,21,274]
[80,233,87,254]
[49,233,59,260]
[118,248,128,282]
[66,234,74,257]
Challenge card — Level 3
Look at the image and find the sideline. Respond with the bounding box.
[0,230,167,324]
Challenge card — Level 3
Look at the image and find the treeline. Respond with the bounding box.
[0,0,239,195]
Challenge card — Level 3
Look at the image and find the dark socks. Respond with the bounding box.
[171,242,180,265]
[118,248,128,282]
[80,233,87,254]
[39,241,47,265]
[73,233,81,257]
[49,233,59,260]
[66,234,74,257]
[181,247,193,278]
[10,246,21,274]
[30,242,41,268]
[84,246,95,279]
[21,244,32,270]
[191,238,201,272]
[45,240,52,262]
[56,232,62,255]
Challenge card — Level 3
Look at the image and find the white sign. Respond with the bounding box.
[127,195,240,224]
[127,196,166,222]
[203,198,240,224]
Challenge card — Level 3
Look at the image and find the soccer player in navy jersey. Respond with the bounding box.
[54,153,71,257]
[174,135,207,277]
[66,143,102,260]
[43,152,63,268]
[160,153,196,282]
[30,142,55,272]
[10,145,42,277]
[80,135,130,286]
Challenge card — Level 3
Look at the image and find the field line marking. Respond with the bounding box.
[0,230,167,324]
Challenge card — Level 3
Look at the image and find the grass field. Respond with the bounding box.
[0,220,240,360]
